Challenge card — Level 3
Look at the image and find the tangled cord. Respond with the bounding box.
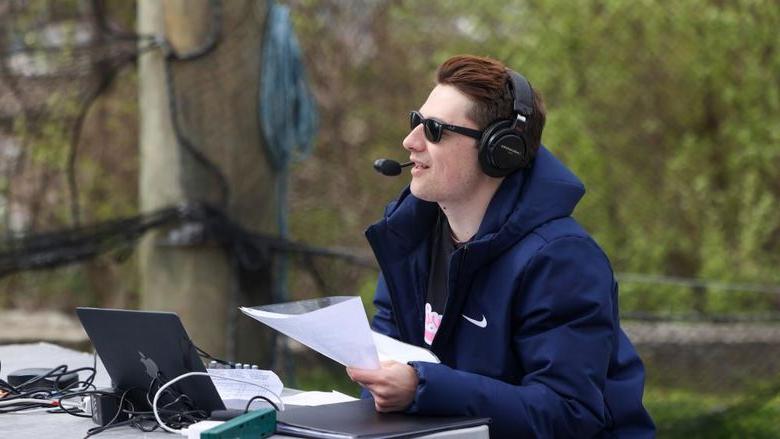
[151,371,284,434]
[0,358,209,437]
[0,358,97,414]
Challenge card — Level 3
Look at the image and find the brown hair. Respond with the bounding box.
[437,55,546,154]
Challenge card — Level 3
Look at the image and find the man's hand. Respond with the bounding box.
[347,361,418,412]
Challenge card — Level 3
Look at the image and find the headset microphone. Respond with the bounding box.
[373,159,412,176]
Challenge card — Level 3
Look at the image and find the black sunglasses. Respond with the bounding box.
[410,111,483,143]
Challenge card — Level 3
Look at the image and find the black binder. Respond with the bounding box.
[276,399,490,438]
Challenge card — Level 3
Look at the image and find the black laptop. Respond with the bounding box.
[76,307,225,413]
[277,399,490,438]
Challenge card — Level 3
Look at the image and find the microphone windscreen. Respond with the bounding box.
[373,159,402,176]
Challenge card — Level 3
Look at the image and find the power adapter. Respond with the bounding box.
[7,368,78,391]
[90,388,129,426]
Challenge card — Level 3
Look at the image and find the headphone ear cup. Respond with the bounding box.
[478,120,508,177]
[478,120,531,177]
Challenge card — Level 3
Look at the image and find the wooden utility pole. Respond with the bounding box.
[137,0,275,364]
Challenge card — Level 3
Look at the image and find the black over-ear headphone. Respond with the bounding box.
[477,70,535,177]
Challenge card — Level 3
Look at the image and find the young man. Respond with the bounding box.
[347,55,655,438]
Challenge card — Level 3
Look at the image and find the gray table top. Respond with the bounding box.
[0,343,488,438]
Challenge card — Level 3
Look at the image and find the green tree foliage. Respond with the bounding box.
[289,0,780,315]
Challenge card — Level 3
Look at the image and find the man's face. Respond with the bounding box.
[403,84,488,206]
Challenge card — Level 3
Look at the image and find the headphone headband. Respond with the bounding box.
[507,70,534,118]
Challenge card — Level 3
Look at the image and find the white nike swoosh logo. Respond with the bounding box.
[462,314,487,328]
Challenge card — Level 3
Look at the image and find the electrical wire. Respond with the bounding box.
[244,395,279,412]
[0,398,59,407]
[0,361,99,417]
[83,388,134,437]
[152,371,284,434]
[192,343,232,367]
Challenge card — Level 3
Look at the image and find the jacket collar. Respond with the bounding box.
[366,146,585,267]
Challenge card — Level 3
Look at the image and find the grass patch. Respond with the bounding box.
[646,384,780,438]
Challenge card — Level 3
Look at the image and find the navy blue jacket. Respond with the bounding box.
[364,147,655,438]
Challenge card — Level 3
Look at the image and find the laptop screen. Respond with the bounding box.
[76,307,225,413]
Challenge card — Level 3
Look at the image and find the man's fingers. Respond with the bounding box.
[348,366,394,384]
[347,367,371,381]
[373,397,401,413]
[348,362,399,383]
[374,396,390,412]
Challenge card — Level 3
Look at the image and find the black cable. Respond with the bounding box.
[83,387,132,437]
[162,57,229,208]
[153,0,229,209]
[0,201,379,280]
[162,0,222,61]
[192,342,232,367]
[145,375,161,410]
[0,403,54,414]
[88,353,97,388]
[0,390,52,401]
[15,364,67,389]
[130,415,160,432]
[55,398,91,418]
[66,55,132,227]
[59,379,96,393]
[85,419,135,438]
[53,366,97,386]
[244,395,279,412]
[0,363,100,419]
[6,364,96,395]
[141,373,209,433]
[0,206,182,277]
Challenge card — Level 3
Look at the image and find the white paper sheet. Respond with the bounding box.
[241,296,380,369]
[282,390,358,406]
[240,296,440,370]
[373,331,439,364]
[207,368,283,404]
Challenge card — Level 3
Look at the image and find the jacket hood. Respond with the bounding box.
[368,146,585,265]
